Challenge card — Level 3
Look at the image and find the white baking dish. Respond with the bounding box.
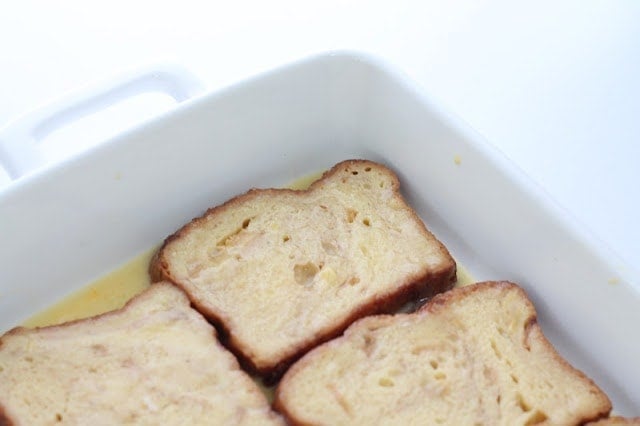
[0,52,638,415]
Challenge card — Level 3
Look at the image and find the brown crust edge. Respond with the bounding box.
[0,406,12,426]
[586,417,640,426]
[149,159,456,380]
[273,281,613,425]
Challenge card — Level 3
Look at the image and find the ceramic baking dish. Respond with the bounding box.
[0,52,637,414]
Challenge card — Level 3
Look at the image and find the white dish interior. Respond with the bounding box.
[0,52,638,414]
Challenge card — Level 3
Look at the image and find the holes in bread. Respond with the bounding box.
[524,410,548,425]
[365,167,372,172]
[55,413,63,422]
[351,171,358,175]
[346,208,358,223]
[510,373,519,384]
[217,217,255,247]
[362,218,371,227]
[282,235,290,243]
[217,228,242,247]
[294,262,319,286]
[516,392,531,412]
[411,346,428,355]
[429,360,439,369]
[362,334,376,356]
[434,372,446,380]
[490,340,502,360]
[348,276,360,286]
[378,377,394,387]
[523,316,536,352]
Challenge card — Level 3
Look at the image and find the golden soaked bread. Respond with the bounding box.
[150,160,456,377]
[0,283,284,426]
[275,281,612,426]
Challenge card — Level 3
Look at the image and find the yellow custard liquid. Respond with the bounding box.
[455,264,475,287]
[22,170,475,329]
[23,250,155,328]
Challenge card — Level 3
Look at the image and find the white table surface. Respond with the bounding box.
[1,1,638,272]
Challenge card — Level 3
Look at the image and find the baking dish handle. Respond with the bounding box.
[0,64,205,180]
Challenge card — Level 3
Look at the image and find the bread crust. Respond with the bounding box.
[587,417,640,425]
[150,159,456,379]
[274,281,613,426]
[0,410,12,426]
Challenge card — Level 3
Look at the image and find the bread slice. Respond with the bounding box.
[150,159,456,378]
[0,283,284,426]
[275,281,612,426]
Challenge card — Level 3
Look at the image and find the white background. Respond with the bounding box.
[1,1,639,271]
